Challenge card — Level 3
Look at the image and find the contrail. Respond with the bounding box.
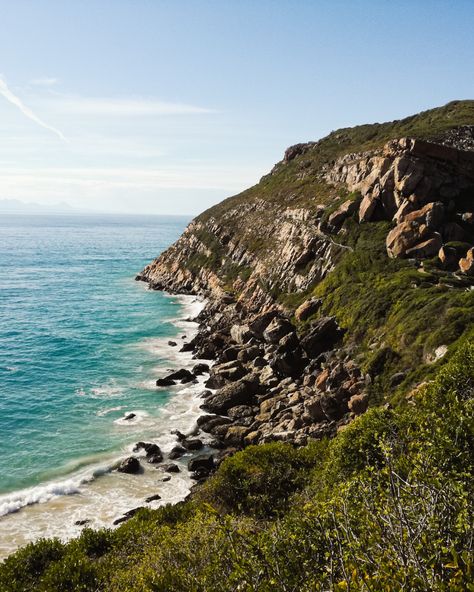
[0,76,66,141]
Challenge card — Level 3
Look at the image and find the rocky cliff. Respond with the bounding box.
[137,101,474,452]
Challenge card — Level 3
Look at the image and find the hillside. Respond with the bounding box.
[2,102,474,591]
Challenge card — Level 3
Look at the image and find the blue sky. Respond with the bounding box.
[0,0,473,214]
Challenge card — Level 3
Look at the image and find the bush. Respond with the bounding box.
[198,441,321,517]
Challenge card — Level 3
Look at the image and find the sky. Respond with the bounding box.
[0,0,473,215]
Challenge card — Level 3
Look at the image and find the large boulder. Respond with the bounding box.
[188,454,214,473]
[405,234,442,259]
[134,442,163,464]
[359,195,380,222]
[386,221,432,258]
[399,201,444,228]
[206,360,246,388]
[158,368,194,385]
[295,298,322,322]
[300,317,344,358]
[117,457,141,474]
[263,317,295,344]
[328,197,361,228]
[230,324,253,345]
[201,376,261,414]
[247,310,279,338]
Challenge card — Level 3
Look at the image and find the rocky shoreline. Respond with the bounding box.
[122,287,369,486]
[109,285,370,527]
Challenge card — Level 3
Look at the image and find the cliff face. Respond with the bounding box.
[139,109,474,312]
[137,102,474,449]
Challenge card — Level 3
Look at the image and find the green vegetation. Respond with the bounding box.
[311,218,474,399]
[2,344,472,590]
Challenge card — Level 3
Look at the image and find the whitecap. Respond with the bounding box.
[96,405,125,417]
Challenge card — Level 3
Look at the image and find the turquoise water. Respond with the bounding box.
[0,214,190,496]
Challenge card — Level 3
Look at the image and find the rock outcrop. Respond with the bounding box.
[136,104,474,460]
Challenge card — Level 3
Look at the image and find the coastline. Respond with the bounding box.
[0,293,213,560]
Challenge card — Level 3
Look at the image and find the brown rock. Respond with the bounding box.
[386,221,431,258]
[405,234,442,258]
[328,197,362,228]
[359,195,379,222]
[295,298,322,322]
[459,248,474,274]
[303,397,325,421]
[230,324,253,345]
[348,393,369,415]
[400,201,444,228]
[315,368,329,390]
[393,200,414,223]
[225,425,250,445]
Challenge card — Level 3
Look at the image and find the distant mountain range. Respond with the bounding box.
[0,198,81,214]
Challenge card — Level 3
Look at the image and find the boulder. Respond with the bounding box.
[263,317,295,344]
[320,392,347,421]
[160,368,194,384]
[303,396,325,421]
[405,234,442,259]
[224,425,250,445]
[400,201,444,228]
[386,221,432,258]
[168,445,187,460]
[134,442,163,462]
[248,310,279,337]
[328,197,361,228]
[161,463,180,473]
[145,494,162,503]
[237,345,263,363]
[182,438,203,451]
[156,377,176,387]
[230,324,253,345]
[188,454,214,473]
[459,248,474,274]
[168,341,177,347]
[197,415,232,433]
[270,348,307,378]
[123,413,136,421]
[117,457,141,474]
[300,317,344,358]
[315,368,329,390]
[359,195,379,222]
[393,200,414,223]
[192,363,210,375]
[438,245,460,269]
[206,360,246,388]
[441,222,466,242]
[295,298,322,322]
[227,405,254,419]
[202,376,261,414]
[348,393,369,415]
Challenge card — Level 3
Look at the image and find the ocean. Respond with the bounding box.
[0,214,206,558]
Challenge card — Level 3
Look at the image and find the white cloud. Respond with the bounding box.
[0,76,66,141]
[48,95,215,116]
[30,77,59,86]
[0,165,258,191]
